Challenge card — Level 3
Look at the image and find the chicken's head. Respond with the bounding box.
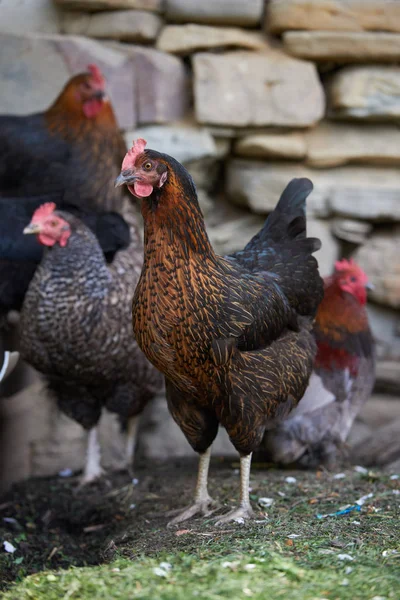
[115,138,168,198]
[333,258,372,305]
[23,203,71,248]
[59,64,108,119]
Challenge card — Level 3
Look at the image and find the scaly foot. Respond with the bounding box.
[78,465,105,488]
[215,504,254,525]
[167,495,216,527]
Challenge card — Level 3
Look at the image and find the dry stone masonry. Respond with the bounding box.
[0,0,399,486]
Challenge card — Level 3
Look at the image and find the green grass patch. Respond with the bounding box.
[1,462,399,599]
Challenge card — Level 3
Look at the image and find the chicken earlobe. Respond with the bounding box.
[215,454,254,525]
[168,447,215,526]
[80,427,104,485]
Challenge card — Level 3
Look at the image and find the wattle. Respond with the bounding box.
[83,99,103,119]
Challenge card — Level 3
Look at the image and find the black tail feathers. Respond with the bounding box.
[243,178,319,255]
[261,178,314,244]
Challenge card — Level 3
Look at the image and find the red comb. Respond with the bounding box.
[31,202,56,224]
[335,258,355,272]
[87,64,104,86]
[122,138,148,171]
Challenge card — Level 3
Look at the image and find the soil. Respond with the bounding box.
[1,457,399,593]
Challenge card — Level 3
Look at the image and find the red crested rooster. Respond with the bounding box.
[20,202,163,484]
[0,64,126,211]
[261,259,376,468]
[116,139,324,524]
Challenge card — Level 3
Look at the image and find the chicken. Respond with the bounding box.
[0,351,19,383]
[0,196,130,324]
[260,259,376,468]
[20,202,163,483]
[116,139,323,523]
[0,64,126,212]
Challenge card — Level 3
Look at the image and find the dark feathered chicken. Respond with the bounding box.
[116,139,324,523]
[0,64,131,328]
[20,202,162,483]
[0,196,130,325]
[260,259,376,468]
[0,64,126,212]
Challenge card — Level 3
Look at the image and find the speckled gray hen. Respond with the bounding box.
[20,202,163,483]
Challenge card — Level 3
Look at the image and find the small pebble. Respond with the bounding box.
[234,517,245,525]
[355,493,373,506]
[285,476,297,484]
[132,478,139,486]
[390,474,399,480]
[337,554,354,561]
[333,473,346,480]
[58,468,73,478]
[354,466,368,474]
[153,568,168,577]
[258,497,274,508]
[382,549,398,557]
[345,566,353,575]
[3,541,16,553]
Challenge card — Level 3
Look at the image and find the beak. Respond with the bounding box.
[115,171,140,188]
[92,90,106,100]
[366,282,375,291]
[23,223,41,235]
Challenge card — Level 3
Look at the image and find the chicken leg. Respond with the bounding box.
[168,446,215,526]
[124,415,139,475]
[80,426,104,485]
[216,453,254,524]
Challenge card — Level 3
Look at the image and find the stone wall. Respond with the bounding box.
[0,0,399,489]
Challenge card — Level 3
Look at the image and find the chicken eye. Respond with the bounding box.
[350,276,357,283]
[50,220,58,227]
[143,162,153,171]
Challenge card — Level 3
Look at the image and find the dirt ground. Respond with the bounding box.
[1,457,399,596]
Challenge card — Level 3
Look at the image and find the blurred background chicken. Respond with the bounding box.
[0,64,126,211]
[0,64,130,331]
[19,202,162,484]
[117,139,323,523]
[259,259,376,468]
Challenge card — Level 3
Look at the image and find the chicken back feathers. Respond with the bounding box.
[260,259,376,467]
[20,204,162,430]
[119,140,323,456]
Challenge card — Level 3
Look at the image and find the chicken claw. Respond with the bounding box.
[167,447,215,526]
[167,495,216,526]
[215,505,254,525]
[215,454,254,525]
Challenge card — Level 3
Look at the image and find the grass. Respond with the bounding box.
[1,461,399,599]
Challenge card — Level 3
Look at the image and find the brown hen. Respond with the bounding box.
[117,139,324,523]
[0,64,126,212]
[260,259,375,468]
